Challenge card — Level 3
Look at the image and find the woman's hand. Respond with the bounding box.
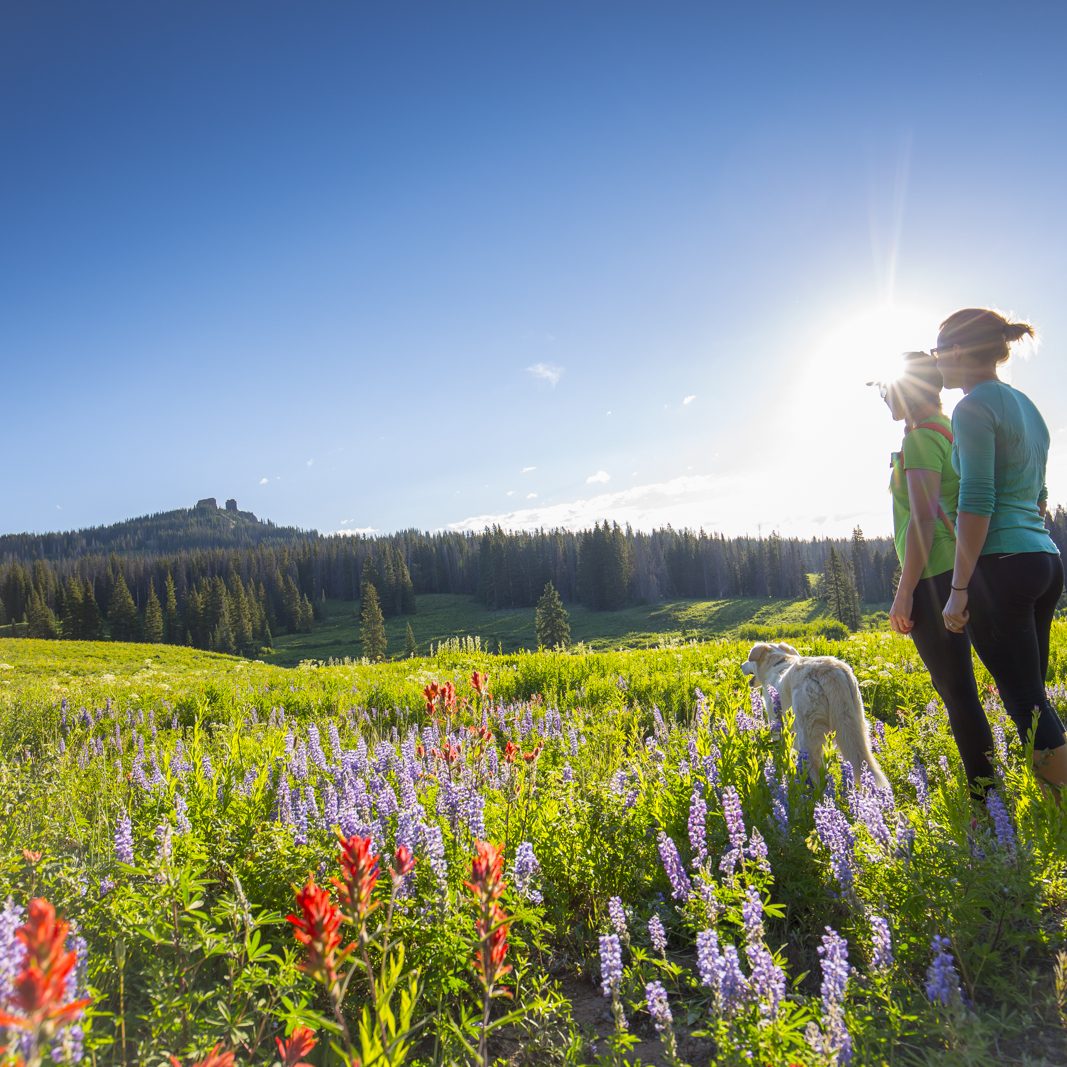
[889,589,914,634]
[942,588,969,633]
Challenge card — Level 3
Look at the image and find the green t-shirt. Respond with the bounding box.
[890,413,958,579]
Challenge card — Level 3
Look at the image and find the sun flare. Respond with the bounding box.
[814,303,939,390]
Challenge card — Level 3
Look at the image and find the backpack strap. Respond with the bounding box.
[900,420,956,537]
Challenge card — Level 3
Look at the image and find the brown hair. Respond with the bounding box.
[888,350,942,421]
[938,308,1035,366]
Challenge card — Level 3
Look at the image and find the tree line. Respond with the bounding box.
[5,508,1065,651]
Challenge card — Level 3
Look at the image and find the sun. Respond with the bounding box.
[813,303,939,391]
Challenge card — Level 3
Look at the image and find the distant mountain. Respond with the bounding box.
[0,498,317,561]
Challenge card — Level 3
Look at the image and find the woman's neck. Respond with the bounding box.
[904,403,942,430]
[960,366,999,395]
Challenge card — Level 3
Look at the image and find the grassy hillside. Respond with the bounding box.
[269,593,889,667]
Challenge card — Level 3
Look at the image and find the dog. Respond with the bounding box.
[741,642,889,789]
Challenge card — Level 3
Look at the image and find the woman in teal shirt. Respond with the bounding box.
[936,308,1066,790]
[883,351,992,790]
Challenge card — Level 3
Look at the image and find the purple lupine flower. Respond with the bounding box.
[98,878,115,898]
[694,687,708,726]
[818,927,850,1009]
[719,785,747,878]
[747,827,770,871]
[688,789,708,867]
[599,934,623,997]
[645,981,672,1033]
[323,781,340,829]
[275,773,294,826]
[607,896,628,939]
[512,842,542,904]
[648,915,667,954]
[992,718,1009,765]
[114,813,134,865]
[985,790,1017,857]
[305,785,322,831]
[652,705,668,741]
[745,942,786,1018]
[328,721,343,765]
[657,832,692,900]
[937,755,951,780]
[703,745,721,787]
[907,760,929,807]
[718,944,749,1013]
[696,929,718,988]
[763,756,790,832]
[240,768,258,796]
[200,753,214,780]
[292,788,308,846]
[307,725,328,773]
[766,684,782,728]
[562,762,574,785]
[127,758,149,791]
[463,785,487,840]
[1,898,26,1003]
[813,799,855,890]
[741,887,763,945]
[147,751,165,788]
[174,794,191,835]
[870,914,893,972]
[870,718,885,752]
[155,822,173,865]
[925,935,962,1006]
[420,822,448,895]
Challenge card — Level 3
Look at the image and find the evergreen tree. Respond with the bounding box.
[163,573,182,644]
[79,580,103,640]
[535,581,571,648]
[107,573,140,642]
[61,577,84,639]
[0,593,6,627]
[824,548,861,631]
[359,580,387,662]
[143,582,164,643]
[26,591,60,639]
[404,622,417,658]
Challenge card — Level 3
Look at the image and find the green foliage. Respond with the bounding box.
[359,580,388,662]
[535,581,571,649]
[1,629,1066,1064]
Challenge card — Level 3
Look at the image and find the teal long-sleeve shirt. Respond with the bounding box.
[950,380,1058,555]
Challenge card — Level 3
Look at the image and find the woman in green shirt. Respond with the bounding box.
[936,308,1066,790]
[883,351,993,790]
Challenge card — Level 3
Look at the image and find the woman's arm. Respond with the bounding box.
[943,397,996,631]
[889,468,941,634]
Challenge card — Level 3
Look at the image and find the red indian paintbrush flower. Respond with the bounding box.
[0,898,91,1036]
[287,876,347,985]
[391,844,416,879]
[275,1025,318,1067]
[470,670,488,695]
[168,1045,236,1067]
[465,841,512,993]
[333,833,380,926]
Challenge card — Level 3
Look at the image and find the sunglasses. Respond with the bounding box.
[930,344,958,359]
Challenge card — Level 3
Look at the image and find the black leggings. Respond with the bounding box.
[911,570,994,787]
[965,551,1065,753]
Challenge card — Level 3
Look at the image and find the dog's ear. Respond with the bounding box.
[774,642,799,656]
[747,643,772,663]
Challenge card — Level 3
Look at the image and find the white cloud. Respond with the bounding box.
[521,465,537,474]
[306,459,314,467]
[526,492,538,500]
[586,470,611,485]
[683,394,697,406]
[335,526,377,537]
[259,477,269,485]
[526,362,563,386]
[448,472,889,538]
[55,504,62,510]
[506,490,516,497]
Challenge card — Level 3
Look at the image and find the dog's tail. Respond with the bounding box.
[826,663,890,790]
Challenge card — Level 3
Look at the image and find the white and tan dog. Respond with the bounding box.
[741,642,888,789]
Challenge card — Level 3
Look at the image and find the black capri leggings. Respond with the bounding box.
[910,570,994,786]
[965,551,1065,753]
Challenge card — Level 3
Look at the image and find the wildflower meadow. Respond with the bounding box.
[1,631,1066,1066]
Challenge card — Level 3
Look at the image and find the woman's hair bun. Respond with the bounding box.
[1003,320,1035,344]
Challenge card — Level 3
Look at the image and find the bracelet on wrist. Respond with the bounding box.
[951,584,968,592]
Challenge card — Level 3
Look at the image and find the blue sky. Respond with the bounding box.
[4,2,1067,539]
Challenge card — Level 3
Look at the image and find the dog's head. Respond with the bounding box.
[740,642,799,687]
